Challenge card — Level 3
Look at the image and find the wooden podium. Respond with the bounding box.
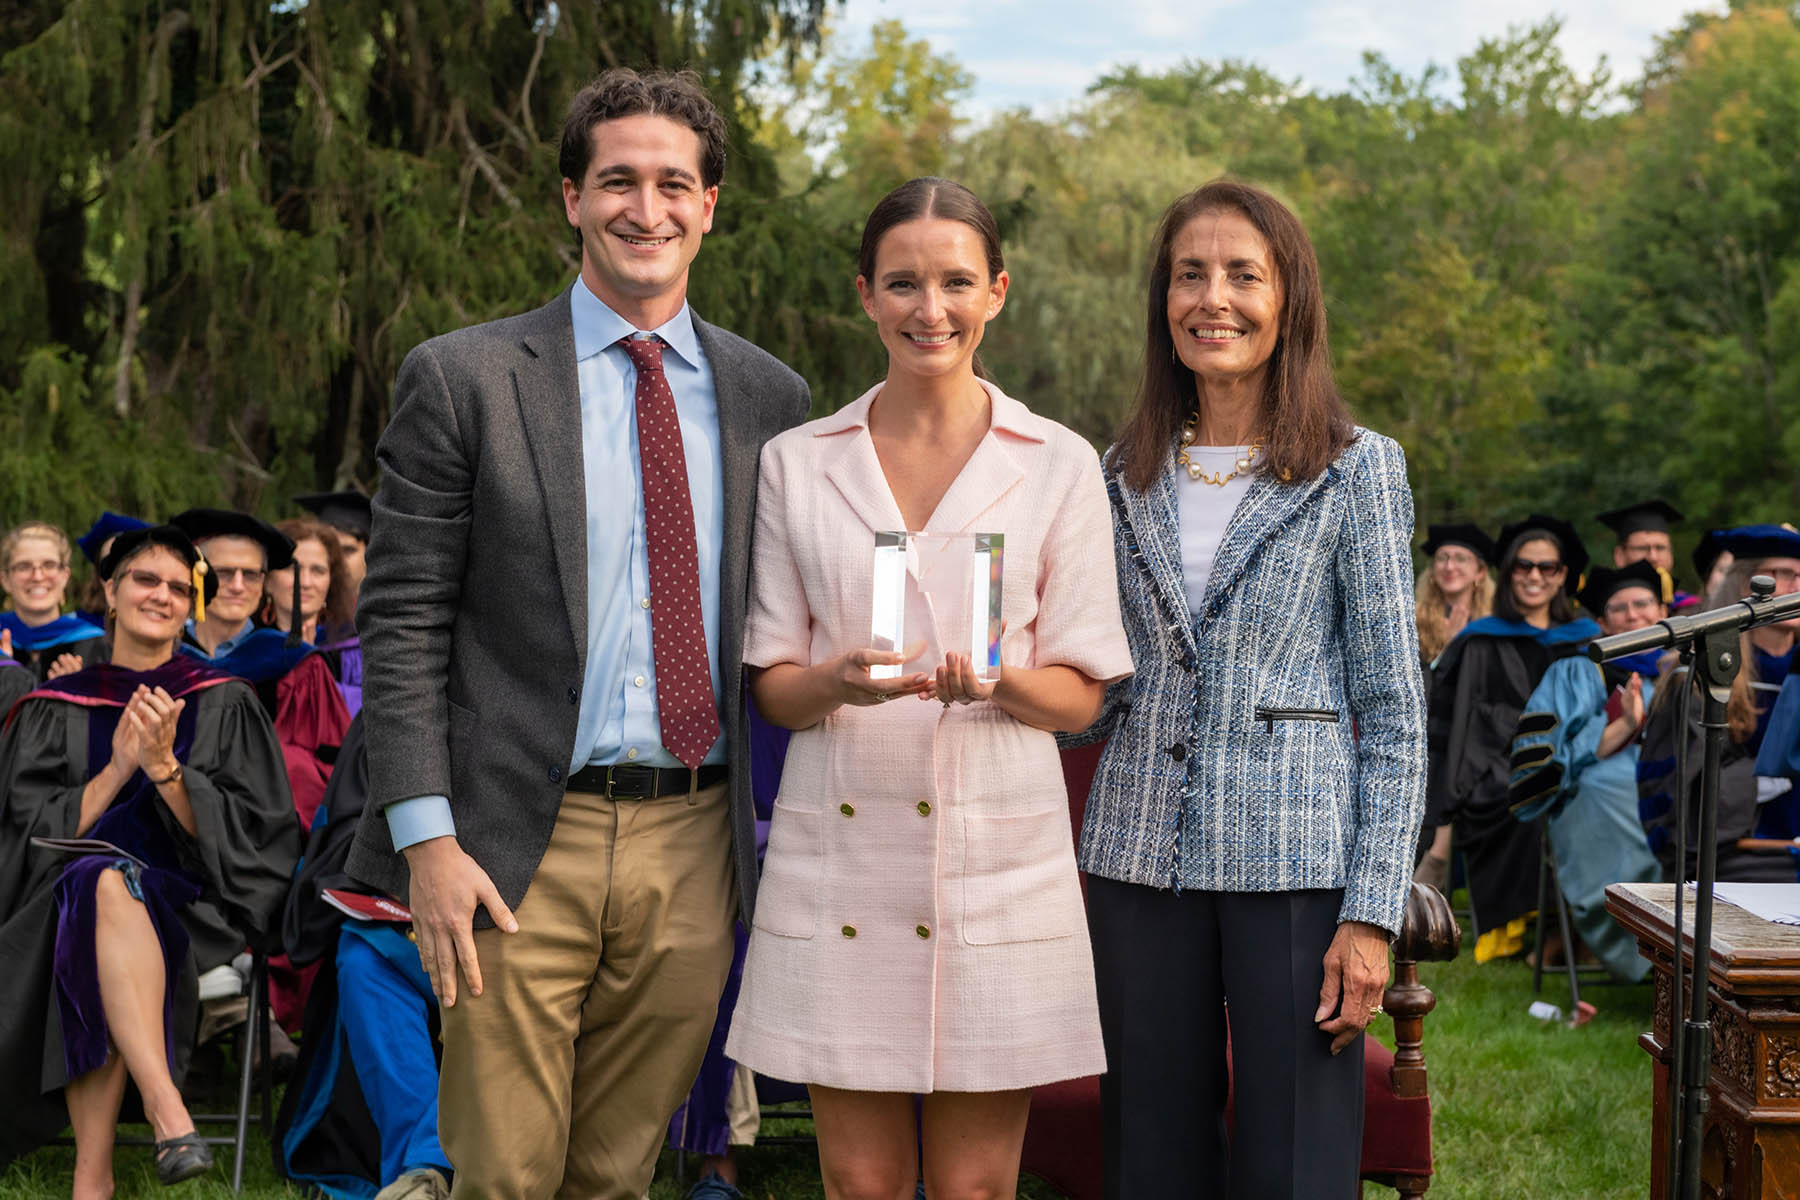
[1607,882,1800,1199]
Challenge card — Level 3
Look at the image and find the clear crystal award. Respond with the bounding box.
[870,531,1004,682]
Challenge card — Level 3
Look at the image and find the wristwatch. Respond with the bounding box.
[150,762,183,786]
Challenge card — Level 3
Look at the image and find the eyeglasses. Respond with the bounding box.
[1433,550,1479,567]
[212,566,267,586]
[1605,595,1662,618]
[123,568,195,601]
[6,560,67,576]
[1512,559,1565,578]
[1768,567,1800,586]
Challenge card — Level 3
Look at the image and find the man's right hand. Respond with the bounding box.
[403,835,519,1006]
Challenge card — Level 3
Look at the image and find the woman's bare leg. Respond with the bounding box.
[918,1089,1031,1200]
[810,1085,919,1200]
[91,868,195,1143]
[66,1054,127,1200]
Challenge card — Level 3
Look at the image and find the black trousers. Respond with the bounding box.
[1087,878,1365,1199]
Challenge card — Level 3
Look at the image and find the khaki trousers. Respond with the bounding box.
[439,782,736,1199]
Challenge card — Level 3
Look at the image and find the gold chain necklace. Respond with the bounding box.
[1177,415,1263,486]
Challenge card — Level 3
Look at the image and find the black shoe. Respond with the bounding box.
[154,1132,214,1185]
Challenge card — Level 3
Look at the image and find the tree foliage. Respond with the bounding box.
[9,2,1800,577]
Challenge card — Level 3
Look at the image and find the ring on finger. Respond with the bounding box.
[1369,1004,1383,1017]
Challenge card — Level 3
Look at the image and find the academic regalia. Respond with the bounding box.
[274,716,450,1198]
[0,656,32,714]
[1640,646,1800,883]
[1509,650,1665,981]
[0,658,299,1169]
[1427,614,1600,961]
[313,623,364,717]
[180,624,350,1031]
[2,610,108,681]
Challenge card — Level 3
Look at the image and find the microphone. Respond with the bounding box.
[1587,576,1800,663]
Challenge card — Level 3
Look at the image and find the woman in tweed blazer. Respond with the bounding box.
[1073,180,1427,1197]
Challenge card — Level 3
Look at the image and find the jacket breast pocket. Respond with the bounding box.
[961,811,1079,945]
[752,801,821,940]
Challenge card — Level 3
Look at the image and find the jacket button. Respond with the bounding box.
[841,925,857,938]
[567,686,579,705]
[916,924,931,939]
[548,765,563,783]
[917,800,931,816]
[1168,743,1187,762]
[840,802,855,817]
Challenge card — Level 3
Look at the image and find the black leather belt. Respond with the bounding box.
[566,762,728,799]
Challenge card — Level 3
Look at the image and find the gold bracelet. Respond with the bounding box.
[150,762,183,786]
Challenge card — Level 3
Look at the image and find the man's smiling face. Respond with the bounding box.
[561,113,718,328]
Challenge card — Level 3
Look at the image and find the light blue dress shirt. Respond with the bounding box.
[185,617,255,657]
[387,279,727,850]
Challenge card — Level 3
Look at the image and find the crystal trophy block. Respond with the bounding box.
[870,531,1004,682]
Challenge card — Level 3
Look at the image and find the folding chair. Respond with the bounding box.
[1529,821,1612,1013]
[55,948,274,1194]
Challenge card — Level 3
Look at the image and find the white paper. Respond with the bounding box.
[1710,882,1800,927]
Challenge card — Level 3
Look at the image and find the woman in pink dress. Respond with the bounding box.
[725,177,1133,1198]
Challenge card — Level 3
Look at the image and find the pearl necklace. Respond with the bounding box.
[1177,416,1262,486]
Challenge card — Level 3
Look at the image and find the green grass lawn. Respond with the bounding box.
[0,919,1654,1199]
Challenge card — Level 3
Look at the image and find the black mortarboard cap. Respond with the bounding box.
[1421,523,1496,565]
[167,508,296,570]
[1495,514,1589,592]
[1597,499,1685,540]
[1578,562,1669,615]
[293,491,371,542]
[97,525,220,609]
[76,511,150,566]
[1693,529,1728,582]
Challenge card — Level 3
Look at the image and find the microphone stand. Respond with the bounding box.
[1588,576,1800,1200]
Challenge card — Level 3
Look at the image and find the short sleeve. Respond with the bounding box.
[744,437,813,669]
[1030,437,1134,684]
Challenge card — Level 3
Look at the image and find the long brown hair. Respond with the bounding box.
[266,517,353,632]
[857,177,1006,381]
[1113,179,1355,492]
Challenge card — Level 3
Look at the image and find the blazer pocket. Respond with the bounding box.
[752,801,821,940]
[1253,706,1340,732]
[962,810,1079,946]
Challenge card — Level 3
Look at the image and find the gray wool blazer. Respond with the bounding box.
[345,286,811,925]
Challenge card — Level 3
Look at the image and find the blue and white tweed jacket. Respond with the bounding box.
[1069,428,1428,936]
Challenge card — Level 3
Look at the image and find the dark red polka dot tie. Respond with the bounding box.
[621,334,719,768]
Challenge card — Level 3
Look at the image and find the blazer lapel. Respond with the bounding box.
[1115,450,1196,644]
[513,290,588,658]
[926,433,1024,533]
[695,320,764,607]
[1197,464,1335,618]
[823,429,907,533]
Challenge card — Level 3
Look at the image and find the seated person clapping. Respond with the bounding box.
[0,526,300,1193]
[1,521,107,680]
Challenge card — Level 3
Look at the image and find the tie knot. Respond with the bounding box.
[620,334,664,374]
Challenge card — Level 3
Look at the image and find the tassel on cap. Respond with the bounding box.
[191,558,208,623]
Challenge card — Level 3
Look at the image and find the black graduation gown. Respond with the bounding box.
[1640,663,1798,884]
[0,679,300,1167]
[1427,621,1595,934]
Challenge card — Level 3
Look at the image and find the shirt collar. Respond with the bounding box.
[811,378,1047,442]
[570,277,702,371]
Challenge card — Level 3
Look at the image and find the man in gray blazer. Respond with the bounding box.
[347,68,810,1199]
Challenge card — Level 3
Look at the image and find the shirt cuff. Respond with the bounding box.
[385,794,457,851]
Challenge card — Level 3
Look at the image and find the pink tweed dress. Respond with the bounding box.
[724,381,1133,1093]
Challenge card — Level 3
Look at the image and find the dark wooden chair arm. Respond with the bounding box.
[1385,881,1461,1100]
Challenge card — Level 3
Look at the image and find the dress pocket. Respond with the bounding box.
[961,810,1080,945]
[752,801,822,940]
